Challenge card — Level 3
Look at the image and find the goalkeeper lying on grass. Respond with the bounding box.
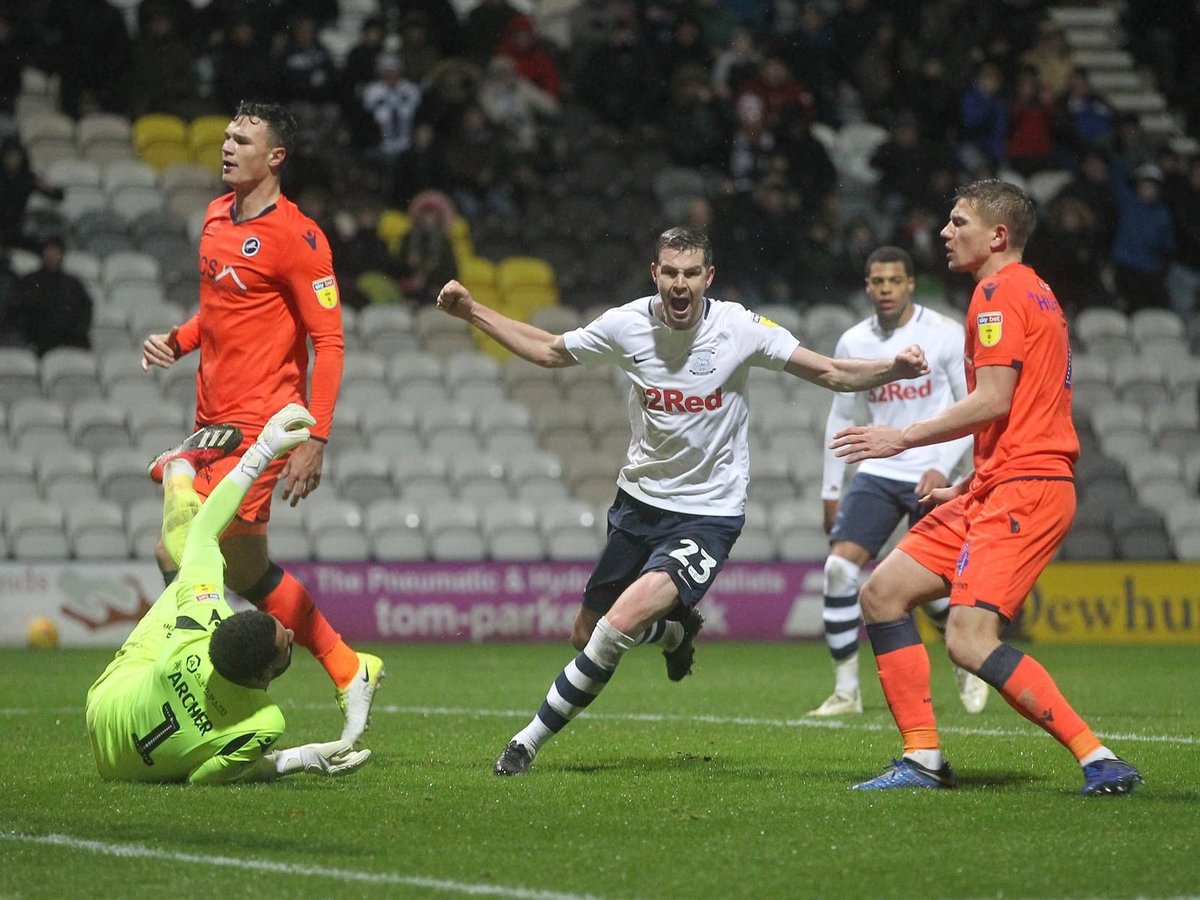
[85,404,371,785]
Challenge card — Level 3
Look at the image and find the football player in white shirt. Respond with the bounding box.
[811,247,989,717]
[437,227,930,775]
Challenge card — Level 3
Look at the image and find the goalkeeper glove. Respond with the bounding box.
[267,740,371,778]
[238,403,317,479]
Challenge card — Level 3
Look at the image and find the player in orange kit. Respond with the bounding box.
[142,101,383,745]
[831,179,1141,795]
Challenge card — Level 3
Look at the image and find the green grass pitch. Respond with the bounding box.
[1,640,1196,899]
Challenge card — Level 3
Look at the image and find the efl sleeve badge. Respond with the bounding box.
[311,275,340,309]
[976,311,1003,347]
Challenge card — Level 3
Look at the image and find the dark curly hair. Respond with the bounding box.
[233,100,296,161]
[209,609,279,686]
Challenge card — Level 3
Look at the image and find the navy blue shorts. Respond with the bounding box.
[582,490,744,615]
[829,472,926,558]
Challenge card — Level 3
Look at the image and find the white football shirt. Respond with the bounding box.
[821,304,973,500]
[564,296,800,516]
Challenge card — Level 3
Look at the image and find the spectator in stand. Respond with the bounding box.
[1109,160,1177,311]
[655,13,712,91]
[277,13,340,107]
[738,56,815,131]
[397,191,459,305]
[1018,19,1073,98]
[780,0,839,124]
[1005,65,1058,177]
[727,92,777,194]
[1056,152,1118,249]
[495,14,562,102]
[342,15,387,106]
[1058,68,1114,165]
[396,11,443,84]
[662,64,732,172]
[1165,155,1200,318]
[389,122,447,209]
[0,6,27,116]
[1024,194,1118,314]
[443,103,516,221]
[212,16,282,113]
[478,55,560,157]
[6,235,92,356]
[0,138,64,253]
[42,0,131,116]
[361,52,424,166]
[846,12,906,125]
[711,26,761,102]
[417,56,482,133]
[904,57,959,146]
[776,107,836,211]
[574,9,661,128]
[870,109,957,219]
[462,0,522,67]
[124,3,201,119]
[378,0,461,58]
[958,60,1008,175]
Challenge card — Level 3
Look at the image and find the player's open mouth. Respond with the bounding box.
[670,297,690,313]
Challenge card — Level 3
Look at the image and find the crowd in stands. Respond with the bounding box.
[0,0,1199,353]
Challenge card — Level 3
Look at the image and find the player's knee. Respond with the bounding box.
[823,555,861,597]
[571,609,598,650]
[858,573,889,621]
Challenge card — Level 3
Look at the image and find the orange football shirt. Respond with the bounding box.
[171,193,344,439]
[964,261,1078,494]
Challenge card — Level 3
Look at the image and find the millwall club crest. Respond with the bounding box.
[977,311,1003,347]
[241,236,261,257]
[688,349,716,375]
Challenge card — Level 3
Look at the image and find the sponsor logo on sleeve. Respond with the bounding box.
[192,584,220,603]
[312,275,339,309]
[977,311,1003,347]
[751,312,779,327]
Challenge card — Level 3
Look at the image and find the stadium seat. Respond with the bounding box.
[67,399,131,453]
[97,448,158,506]
[728,525,776,561]
[775,528,830,562]
[392,455,453,505]
[331,448,395,506]
[110,186,165,222]
[45,158,102,191]
[77,113,134,157]
[375,209,410,254]
[0,348,40,404]
[1059,525,1116,561]
[132,114,190,171]
[188,115,228,171]
[1114,526,1174,560]
[1074,307,1134,356]
[40,348,102,403]
[9,397,69,454]
[364,498,426,560]
[0,452,38,504]
[1110,355,1170,406]
[544,526,602,561]
[37,446,99,504]
[496,256,555,294]
[126,495,163,558]
[6,502,70,559]
[67,499,129,559]
[457,255,497,291]
[358,304,418,356]
[101,250,162,294]
[355,271,404,305]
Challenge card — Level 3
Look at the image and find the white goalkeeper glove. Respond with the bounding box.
[238,403,317,480]
[267,740,371,778]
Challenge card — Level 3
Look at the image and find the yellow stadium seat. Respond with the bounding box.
[497,256,555,293]
[501,284,559,321]
[377,209,410,254]
[188,115,228,171]
[139,141,193,172]
[133,114,187,152]
[457,256,496,290]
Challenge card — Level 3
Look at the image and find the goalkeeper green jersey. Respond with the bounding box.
[86,579,285,785]
[85,470,285,785]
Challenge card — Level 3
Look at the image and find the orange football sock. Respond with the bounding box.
[997,654,1099,760]
[876,643,939,754]
[259,569,361,689]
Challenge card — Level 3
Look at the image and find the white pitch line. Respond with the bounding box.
[367,704,1200,747]
[0,832,603,900]
[4,703,1195,746]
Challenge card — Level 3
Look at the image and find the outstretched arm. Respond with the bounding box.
[436,279,577,368]
[783,343,929,392]
[831,364,1016,463]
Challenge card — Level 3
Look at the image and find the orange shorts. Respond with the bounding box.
[192,430,285,525]
[898,478,1076,622]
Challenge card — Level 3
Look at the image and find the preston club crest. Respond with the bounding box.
[688,348,716,375]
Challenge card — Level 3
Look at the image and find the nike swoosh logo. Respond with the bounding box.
[303,230,317,250]
[361,664,370,683]
[632,354,651,363]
